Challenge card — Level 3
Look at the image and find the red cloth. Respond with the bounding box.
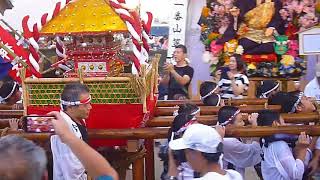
[242,54,277,63]
[27,95,157,147]
[0,24,41,82]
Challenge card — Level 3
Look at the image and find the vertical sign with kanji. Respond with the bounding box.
[167,0,189,60]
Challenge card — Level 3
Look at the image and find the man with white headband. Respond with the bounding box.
[51,82,92,180]
[0,77,22,110]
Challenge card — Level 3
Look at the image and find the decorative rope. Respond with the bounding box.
[21,0,72,74]
[1,127,10,137]
[109,0,153,74]
[130,76,146,97]
[55,37,67,59]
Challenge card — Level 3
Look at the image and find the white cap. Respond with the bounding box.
[316,63,320,77]
[169,124,222,153]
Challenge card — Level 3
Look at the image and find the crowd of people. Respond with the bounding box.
[160,44,320,104]
[0,82,118,180]
[159,45,251,101]
[155,44,320,179]
[0,42,320,179]
[158,91,318,180]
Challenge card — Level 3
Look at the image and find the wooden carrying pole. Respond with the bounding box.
[2,125,320,140]
[157,98,268,107]
[147,112,320,127]
[155,105,281,116]
[0,112,318,129]
[0,110,23,119]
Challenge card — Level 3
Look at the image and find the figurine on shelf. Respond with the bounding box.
[274,35,289,55]
[217,0,285,54]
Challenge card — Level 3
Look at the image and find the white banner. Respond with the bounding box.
[167,0,189,59]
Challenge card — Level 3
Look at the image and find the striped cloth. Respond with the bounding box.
[218,74,249,99]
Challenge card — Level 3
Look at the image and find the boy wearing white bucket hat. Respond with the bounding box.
[169,124,242,180]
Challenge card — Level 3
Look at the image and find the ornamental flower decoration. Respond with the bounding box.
[280,0,319,31]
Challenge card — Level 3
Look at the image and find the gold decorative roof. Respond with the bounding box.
[40,0,128,35]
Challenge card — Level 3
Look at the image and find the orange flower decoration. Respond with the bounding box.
[316,1,320,14]
[201,25,208,32]
[201,7,211,18]
[208,32,220,41]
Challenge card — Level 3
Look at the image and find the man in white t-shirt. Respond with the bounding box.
[304,63,320,102]
[169,124,243,180]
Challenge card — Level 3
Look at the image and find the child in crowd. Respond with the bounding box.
[200,81,224,106]
[256,80,280,98]
[159,103,200,180]
[268,91,316,113]
[167,113,200,180]
[257,110,311,180]
[217,106,261,178]
[173,103,200,117]
[169,124,243,179]
[0,76,22,110]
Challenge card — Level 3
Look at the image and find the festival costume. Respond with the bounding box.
[304,77,320,102]
[51,111,87,180]
[194,170,242,180]
[222,138,262,177]
[261,141,311,180]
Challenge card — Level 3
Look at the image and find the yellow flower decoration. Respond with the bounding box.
[224,39,239,54]
[247,63,257,70]
[280,55,295,67]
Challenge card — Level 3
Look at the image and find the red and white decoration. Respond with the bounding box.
[107,0,153,74]
[21,0,153,75]
[21,0,72,73]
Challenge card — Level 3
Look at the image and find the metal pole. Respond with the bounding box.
[0,41,28,67]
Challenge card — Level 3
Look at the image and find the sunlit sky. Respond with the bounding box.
[0,0,171,30]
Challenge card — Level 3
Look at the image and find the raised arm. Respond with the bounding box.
[48,111,119,180]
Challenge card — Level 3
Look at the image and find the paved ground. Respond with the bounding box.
[126,140,260,180]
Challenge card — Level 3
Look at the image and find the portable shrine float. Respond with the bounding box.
[20,0,158,147]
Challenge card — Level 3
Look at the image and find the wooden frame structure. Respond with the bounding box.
[155,105,281,116]
[21,55,160,115]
